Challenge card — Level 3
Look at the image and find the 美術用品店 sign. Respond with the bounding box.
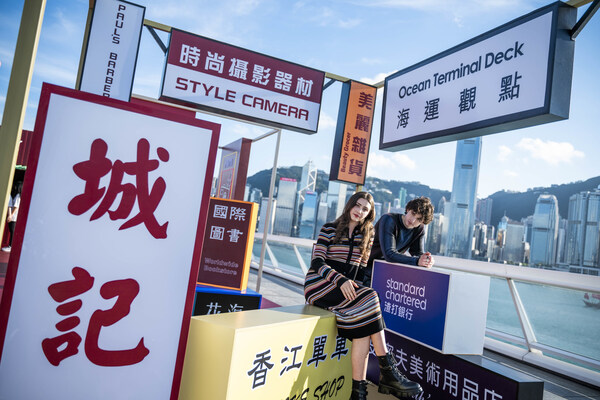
[160,29,325,134]
[380,2,576,151]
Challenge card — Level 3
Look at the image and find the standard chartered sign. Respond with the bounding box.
[380,2,576,151]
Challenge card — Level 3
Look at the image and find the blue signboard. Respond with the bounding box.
[371,260,450,351]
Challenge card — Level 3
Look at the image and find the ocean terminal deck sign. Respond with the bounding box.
[380,2,575,151]
[161,29,325,134]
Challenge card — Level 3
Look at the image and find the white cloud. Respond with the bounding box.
[367,152,416,180]
[517,138,584,165]
[337,18,361,28]
[497,145,512,162]
[318,112,337,130]
[361,71,396,86]
[503,169,518,177]
[361,57,383,65]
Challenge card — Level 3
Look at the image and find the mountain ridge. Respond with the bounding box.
[246,167,600,229]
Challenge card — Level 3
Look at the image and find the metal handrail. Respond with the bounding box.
[250,233,600,387]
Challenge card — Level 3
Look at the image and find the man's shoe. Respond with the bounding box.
[1,246,10,252]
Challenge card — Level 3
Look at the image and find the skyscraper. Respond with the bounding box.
[273,178,298,236]
[299,191,318,239]
[314,191,329,239]
[298,160,317,198]
[472,221,488,259]
[529,193,559,267]
[295,160,318,236]
[476,198,493,226]
[566,186,600,268]
[441,137,482,259]
[503,220,525,264]
[326,181,348,221]
[257,197,276,234]
[425,213,445,255]
[398,187,407,210]
[437,196,446,215]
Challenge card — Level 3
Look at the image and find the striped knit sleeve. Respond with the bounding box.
[310,224,349,288]
[360,234,374,268]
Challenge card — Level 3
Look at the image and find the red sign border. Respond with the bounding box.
[0,83,220,400]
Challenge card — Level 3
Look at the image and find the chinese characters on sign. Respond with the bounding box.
[366,330,537,400]
[161,29,325,134]
[43,267,149,367]
[0,84,220,399]
[330,80,377,185]
[68,138,169,239]
[395,70,523,129]
[192,286,262,316]
[198,198,258,290]
[381,4,575,151]
[247,334,349,391]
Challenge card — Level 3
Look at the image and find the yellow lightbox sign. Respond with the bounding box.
[179,305,352,399]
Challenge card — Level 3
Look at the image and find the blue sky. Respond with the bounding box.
[1,0,599,197]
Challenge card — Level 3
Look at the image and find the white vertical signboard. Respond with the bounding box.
[0,84,220,399]
[79,0,145,101]
[380,2,575,151]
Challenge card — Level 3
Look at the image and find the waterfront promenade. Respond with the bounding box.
[1,250,598,399]
[248,267,600,400]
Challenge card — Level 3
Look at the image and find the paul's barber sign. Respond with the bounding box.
[380,2,576,151]
[0,84,220,399]
[161,29,325,134]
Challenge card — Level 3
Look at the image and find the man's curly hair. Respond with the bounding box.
[405,197,434,225]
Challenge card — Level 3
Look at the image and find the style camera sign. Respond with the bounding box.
[380,2,576,151]
[161,29,325,134]
[0,84,220,400]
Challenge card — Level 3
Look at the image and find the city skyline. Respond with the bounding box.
[241,163,599,269]
[1,1,599,199]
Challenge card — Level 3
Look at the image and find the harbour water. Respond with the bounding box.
[487,277,600,363]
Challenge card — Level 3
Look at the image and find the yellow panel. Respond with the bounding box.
[179,305,353,400]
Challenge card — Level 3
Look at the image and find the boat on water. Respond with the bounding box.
[583,292,600,308]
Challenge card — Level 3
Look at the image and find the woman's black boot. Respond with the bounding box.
[350,379,368,400]
[377,353,423,398]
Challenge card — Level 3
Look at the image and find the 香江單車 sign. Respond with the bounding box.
[0,83,220,399]
[160,29,325,134]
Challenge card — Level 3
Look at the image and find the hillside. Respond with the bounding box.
[246,166,450,209]
[247,167,600,230]
[488,175,600,228]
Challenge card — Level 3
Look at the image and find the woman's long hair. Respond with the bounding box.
[332,191,375,259]
[11,181,22,198]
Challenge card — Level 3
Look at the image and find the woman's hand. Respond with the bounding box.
[340,280,359,301]
[418,252,434,268]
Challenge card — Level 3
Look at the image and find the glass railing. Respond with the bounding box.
[251,232,600,387]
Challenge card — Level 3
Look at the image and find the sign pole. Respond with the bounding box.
[256,129,281,293]
[0,0,46,239]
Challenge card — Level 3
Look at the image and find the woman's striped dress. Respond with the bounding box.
[304,222,385,339]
